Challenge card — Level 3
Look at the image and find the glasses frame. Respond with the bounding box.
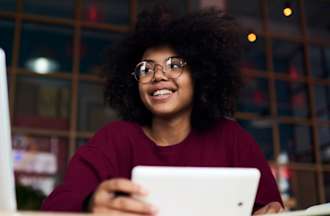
[131,56,187,83]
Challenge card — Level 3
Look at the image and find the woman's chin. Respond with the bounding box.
[149,105,191,119]
[150,109,178,118]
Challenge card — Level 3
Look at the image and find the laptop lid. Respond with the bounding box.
[0,48,17,211]
[132,166,260,216]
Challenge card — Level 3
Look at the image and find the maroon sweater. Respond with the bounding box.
[42,118,282,212]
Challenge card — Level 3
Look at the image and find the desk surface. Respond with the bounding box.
[1,209,330,216]
[0,212,92,216]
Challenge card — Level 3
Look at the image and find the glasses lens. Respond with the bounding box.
[165,57,185,78]
[135,61,154,82]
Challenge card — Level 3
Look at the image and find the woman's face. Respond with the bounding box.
[137,46,194,118]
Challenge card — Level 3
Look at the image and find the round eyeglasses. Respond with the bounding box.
[131,56,187,83]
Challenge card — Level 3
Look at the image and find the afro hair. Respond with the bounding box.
[104,6,242,131]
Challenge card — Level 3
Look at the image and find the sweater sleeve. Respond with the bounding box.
[41,129,116,212]
[233,124,283,212]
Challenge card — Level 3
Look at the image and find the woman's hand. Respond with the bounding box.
[253,201,284,215]
[90,178,158,215]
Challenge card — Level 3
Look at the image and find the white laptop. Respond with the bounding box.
[0,48,17,211]
[132,166,260,216]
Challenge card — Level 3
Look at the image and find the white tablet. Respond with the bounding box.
[132,166,260,216]
[0,48,17,211]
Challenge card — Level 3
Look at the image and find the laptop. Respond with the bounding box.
[0,48,17,211]
[132,166,260,216]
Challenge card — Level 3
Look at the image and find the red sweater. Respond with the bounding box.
[42,118,282,212]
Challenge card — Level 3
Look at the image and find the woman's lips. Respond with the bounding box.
[150,91,175,102]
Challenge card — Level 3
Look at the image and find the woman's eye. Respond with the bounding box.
[139,67,152,75]
[169,63,181,69]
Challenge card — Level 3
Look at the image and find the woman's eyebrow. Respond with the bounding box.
[141,56,181,63]
[140,59,155,63]
[168,55,181,59]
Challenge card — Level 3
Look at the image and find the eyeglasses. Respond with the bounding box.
[132,56,187,83]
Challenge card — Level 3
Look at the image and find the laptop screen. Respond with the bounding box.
[0,48,17,211]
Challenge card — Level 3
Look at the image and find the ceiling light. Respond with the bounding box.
[247,32,257,43]
[283,2,293,17]
[26,57,58,74]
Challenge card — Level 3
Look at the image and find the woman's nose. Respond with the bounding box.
[152,64,168,82]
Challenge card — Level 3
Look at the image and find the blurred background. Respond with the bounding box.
[0,0,329,211]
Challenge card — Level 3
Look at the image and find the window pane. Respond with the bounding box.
[81,0,130,25]
[319,126,330,164]
[268,0,301,36]
[23,0,74,19]
[241,34,266,71]
[272,40,306,76]
[227,0,262,31]
[314,84,330,121]
[78,81,120,132]
[20,23,73,73]
[12,134,69,196]
[80,29,126,74]
[0,0,16,12]
[279,124,314,163]
[239,120,274,160]
[138,0,190,17]
[239,78,270,116]
[325,172,330,202]
[14,76,71,130]
[309,46,330,79]
[0,20,14,66]
[276,169,319,210]
[305,0,330,41]
[276,81,309,117]
[76,138,89,149]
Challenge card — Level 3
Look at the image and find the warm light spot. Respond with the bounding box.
[283,7,293,17]
[247,33,257,43]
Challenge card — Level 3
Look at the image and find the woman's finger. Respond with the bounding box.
[93,206,154,216]
[253,202,283,215]
[93,189,115,206]
[109,196,157,215]
[253,204,270,215]
[101,178,147,196]
[266,202,284,213]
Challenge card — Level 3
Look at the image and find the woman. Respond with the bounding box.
[42,7,283,215]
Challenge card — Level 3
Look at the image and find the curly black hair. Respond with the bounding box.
[104,6,242,131]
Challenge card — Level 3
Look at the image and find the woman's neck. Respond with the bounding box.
[144,112,191,147]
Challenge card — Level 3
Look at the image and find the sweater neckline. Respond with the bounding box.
[136,124,194,153]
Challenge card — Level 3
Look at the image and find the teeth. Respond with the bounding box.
[153,89,173,96]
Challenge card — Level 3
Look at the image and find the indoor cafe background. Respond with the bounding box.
[0,0,329,211]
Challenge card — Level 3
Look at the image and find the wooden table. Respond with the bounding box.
[1,208,330,216]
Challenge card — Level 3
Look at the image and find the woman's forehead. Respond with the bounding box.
[142,46,178,62]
